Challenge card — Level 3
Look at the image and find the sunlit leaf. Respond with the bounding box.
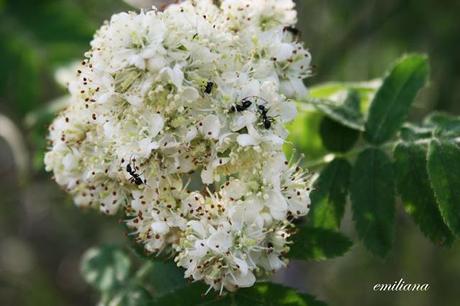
[285,105,327,160]
[309,79,381,109]
[311,90,365,131]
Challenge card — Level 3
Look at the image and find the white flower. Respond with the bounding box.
[45,0,316,293]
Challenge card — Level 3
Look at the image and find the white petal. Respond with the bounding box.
[231,112,256,131]
[199,114,220,139]
[274,43,295,62]
[160,65,184,88]
[268,253,285,270]
[171,64,184,88]
[279,102,297,121]
[280,79,308,99]
[188,220,206,238]
[233,257,248,275]
[147,56,167,71]
[151,221,169,234]
[266,190,288,220]
[185,126,198,142]
[181,86,200,102]
[62,153,77,171]
[233,271,256,288]
[237,134,258,146]
[207,230,232,253]
[137,138,158,156]
[130,54,145,70]
[222,179,247,200]
[200,164,214,185]
[149,113,164,136]
[190,240,208,257]
[125,94,143,106]
[263,134,285,145]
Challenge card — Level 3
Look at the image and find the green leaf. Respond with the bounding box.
[289,226,353,260]
[365,54,429,144]
[319,117,359,152]
[308,158,352,229]
[150,282,327,306]
[394,142,453,245]
[285,106,327,160]
[399,123,433,142]
[427,139,460,236]
[350,148,396,257]
[141,261,187,297]
[424,112,460,138]
[81,246,131,292]
[309,80,381,109]
[313,90,365,131]
[101,284,152,306]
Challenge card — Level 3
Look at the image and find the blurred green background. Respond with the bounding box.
[0,0,459,305]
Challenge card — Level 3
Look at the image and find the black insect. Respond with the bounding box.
[257,104,273,129]
[126,159,145,185]
[204,81,214,94]
[283,26,301,40]
[229,98,252,113]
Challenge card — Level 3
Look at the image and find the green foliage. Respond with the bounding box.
[103,284,152,306]
[140,261,187,297]
[309,80,380,112]
[81,246,328,306]
[150,282,327,306]
[424,112,460,138]
[0,0,95,116]
[311,89,365,131]
[285,106,327,161]
[308,158,351,229]
[364,54,429,144]
[319,117,359,152]
[399,123,433,142]
[81,245,131,292]
[393,142,454,245]
[350,148,396,257]
[296,53,460,258]
[289,226,353,260]
[427,139,460,236]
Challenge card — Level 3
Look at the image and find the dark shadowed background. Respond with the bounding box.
[0,0,459,305]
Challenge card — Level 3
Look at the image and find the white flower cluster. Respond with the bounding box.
[45,0,315,292]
